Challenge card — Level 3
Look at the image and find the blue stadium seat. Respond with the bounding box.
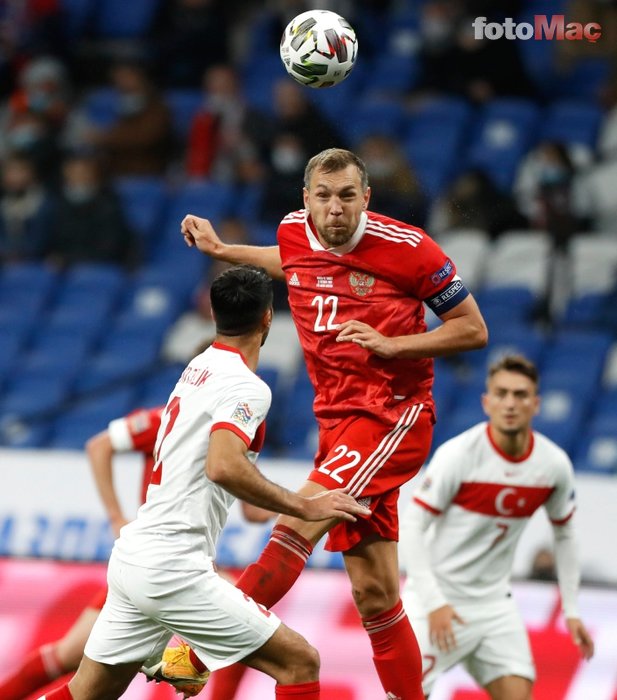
[574,426,617,475]
[241,53,286,115]
[137,364,185,407]
[59,0,95,37]
[94,0,161,38]
[82,88,119,127]
[0,262,59,297]
[164,89,204,141]
[541,100,604,149]
[306,61,365,124]
[347,97,408,144]
[0,378,71,419]
[0,417,51,448]
[466,99,541,190]
[361,52,420,97]
[278,368,317,457]
[560,292,612,329]
[405,97,473,197]
[114,177,167,242]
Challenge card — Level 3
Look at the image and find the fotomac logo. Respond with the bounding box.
[472,15,601,42]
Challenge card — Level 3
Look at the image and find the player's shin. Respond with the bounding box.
[0,645,66,700]
[362,599,424,700]
[276,680,320,698]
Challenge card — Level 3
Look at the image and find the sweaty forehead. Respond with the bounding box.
[310,165,362,191]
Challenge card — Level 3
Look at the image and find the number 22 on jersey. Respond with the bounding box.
[312,295,338,332]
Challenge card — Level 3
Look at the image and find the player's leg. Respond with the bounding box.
[204,480,335,699]
[466,598,534,700]
[343,536,424,700]
[0,595,103,700]
[484,675,533,700]
[35,655,142,700]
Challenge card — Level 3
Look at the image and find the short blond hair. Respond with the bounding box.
[304,148,369,191]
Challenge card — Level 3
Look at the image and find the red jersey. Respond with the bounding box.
[277,210,468,426]
[108,406,164,504]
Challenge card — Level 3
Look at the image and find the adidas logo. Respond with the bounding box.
[289,272,300,286]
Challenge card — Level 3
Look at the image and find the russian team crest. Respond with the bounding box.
[348,271,375,297]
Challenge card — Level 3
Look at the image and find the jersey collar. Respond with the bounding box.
[211,341,249,367]
[304,211,368,256]
[486,423,535,463]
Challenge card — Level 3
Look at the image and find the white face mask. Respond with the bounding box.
[63,184,97,203]
[272,146,304,173]
[118,93,147,115]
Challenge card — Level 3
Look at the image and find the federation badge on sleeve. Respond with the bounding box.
[231,401,254,427]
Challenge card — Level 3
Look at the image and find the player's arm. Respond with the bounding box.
[206,428,370,522]
[181,214,285,281]
[240,501,274,523]
[552,517,595,660]
[86,430,129,538]
[400,500,463,652]
[336,294,488,359]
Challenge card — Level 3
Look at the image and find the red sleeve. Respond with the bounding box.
[126,406,164,454]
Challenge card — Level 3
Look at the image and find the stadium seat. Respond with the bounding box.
[0,378,71,419]
[541,100,604,149]
[574,427,617,475]
[241,53,286,115]
[82,88,119,127]
[137,364,185,407]
[0,417,51,448]
[0,262,59,297]
[347,97,408,144]
[473,286,541,329]
[258,314,303,378]
[579,160,617,233]
[164,89,204,141]
[481,230,552,294]
[361,52,421,97]
[466,99,541,190]
[434,228,490,292]
[94,0,161,38]
[114,176,167,242]
[569,232,617,297]
[58,0,95,37]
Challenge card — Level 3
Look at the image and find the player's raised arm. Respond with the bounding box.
[181,214,285,281]
[206,428,370,523]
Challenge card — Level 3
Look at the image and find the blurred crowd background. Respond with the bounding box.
[1,0,617,475]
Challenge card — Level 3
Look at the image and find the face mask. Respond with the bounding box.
[118,93,147,115]
[272,146,304,173]
[539,164,568,186]
[63,184,97,204]
[28,90,53,112]
[7,125,42,150]
[366,156,397,178]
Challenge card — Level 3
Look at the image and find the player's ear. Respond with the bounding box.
[303,187,309,210]
[363,186,371,210]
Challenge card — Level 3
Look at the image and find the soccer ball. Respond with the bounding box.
[279,10,358,89]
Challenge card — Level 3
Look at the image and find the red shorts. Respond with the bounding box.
[309,404,434,552]
[87,586,108,610]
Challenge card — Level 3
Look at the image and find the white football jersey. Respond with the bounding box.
[114,342,270,571]
[403,422,576,605]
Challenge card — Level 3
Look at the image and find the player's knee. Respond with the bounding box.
[290,640,320,682]
[351,577,399,617]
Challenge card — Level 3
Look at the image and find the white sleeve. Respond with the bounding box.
[400,500,448,613]
[107,417,133,452]
[552,516,581,619]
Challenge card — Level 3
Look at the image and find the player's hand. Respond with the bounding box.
[335,320,398,358]
[181,214,225,258]
[428,604,464,652]
[566,618,595,660]
[301,489,372,523]
[110,515,130,538]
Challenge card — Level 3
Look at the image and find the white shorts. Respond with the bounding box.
[403,593,535,694]
[84,551,281,672]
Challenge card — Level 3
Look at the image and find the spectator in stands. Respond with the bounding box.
[0,152,52,262]
[46,153,137,267]
[513,141,590,250]
[0,56,71,181]
[259,132,306,225]
[270,79,344,158]
[529,547,557,582]
[415,0,536,103]
[153,0,231,87]
[186,64,269,183]
[357,133,427,226]
[429,168,526,239]
[85,60,173,177]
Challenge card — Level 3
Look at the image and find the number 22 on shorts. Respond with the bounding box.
[318,444,361,484]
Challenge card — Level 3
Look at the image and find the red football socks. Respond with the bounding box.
[0,644,65,700]
[235,524,313,607]
[40,685,73,699]
[206,524,314,699]
[276,681,320,698]
[362,599,424,700]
